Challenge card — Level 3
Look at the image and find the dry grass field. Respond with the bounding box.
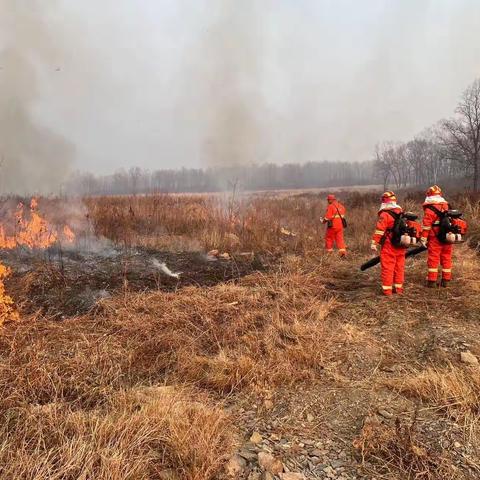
[0,191,479,479]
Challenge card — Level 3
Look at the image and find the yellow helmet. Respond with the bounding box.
[426,185,442,196]
[382,191,397,203]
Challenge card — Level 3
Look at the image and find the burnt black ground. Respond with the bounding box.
[0,246,268,318]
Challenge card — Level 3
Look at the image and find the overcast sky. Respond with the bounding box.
[4,0,480,176]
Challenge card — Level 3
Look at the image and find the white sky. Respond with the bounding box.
[28,0,480,173]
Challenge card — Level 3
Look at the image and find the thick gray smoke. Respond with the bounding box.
[199,0,265,167]
[0,1,73,195]
[1,1,479,183]
[188,0,480,168]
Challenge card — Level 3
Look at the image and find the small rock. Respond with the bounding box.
[378,409,394,419]
[264,399,274,410]
[461,351,478,365]
[331,459,345,469]
[306,413,315,422]
[226,455,247,477]
[323,466,336,478]
[258,452,284,475]
[310,449,323,457]
[239,449,258,462]
[454,441,462,449]
[250,431,263,444]
[279,473,305,480]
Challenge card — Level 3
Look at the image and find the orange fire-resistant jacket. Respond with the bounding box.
[372,207,404,245]
[421,201,449,240]
[323,201,346,229]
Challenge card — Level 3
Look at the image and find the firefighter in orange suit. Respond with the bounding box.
[370,191,406,295]
[322,194,347,256]
[420,185,452,288]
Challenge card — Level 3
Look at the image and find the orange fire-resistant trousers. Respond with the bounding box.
[325,227,346,255]
[427,236,453,281]
[380,239,406,295]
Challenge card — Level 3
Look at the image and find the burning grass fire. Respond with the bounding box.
[0,197,266,319]
[0,198,75,249]
[0,198,75,323]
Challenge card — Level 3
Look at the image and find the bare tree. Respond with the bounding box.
[128,167,143,195]
[406,138,428,186]
[441,79,480,191]
[390,143,410,188]
[374,143,392,190]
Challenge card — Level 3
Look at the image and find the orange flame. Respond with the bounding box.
[0,198,76,323]
[0,198,75,249]
[63,225,75,244]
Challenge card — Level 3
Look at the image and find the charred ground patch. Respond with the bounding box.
[0,246,268,318]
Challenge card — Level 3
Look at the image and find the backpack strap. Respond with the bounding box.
[382,210,401,235]
[425,204,443,217]
[334,205,344,219]
[425,205,450,229]
[383,210,400,221]
[425,204,450,217]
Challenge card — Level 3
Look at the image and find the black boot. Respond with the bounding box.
[427,280,437,288]
[441,279,450,288]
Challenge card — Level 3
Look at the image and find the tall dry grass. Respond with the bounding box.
[0,189,479,478]
[84,191,480,255]
[0,386,234,480]
[0,254,342,478]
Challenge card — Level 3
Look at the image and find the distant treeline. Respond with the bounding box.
[68,77,479,196]
[66,161,376,195]
[66,154,466,196]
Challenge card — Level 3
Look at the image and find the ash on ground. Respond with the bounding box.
[0,246,266,319]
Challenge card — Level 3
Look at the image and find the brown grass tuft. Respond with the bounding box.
[353,412,454,479]
[387,365,480,422]
[0,386,234,480]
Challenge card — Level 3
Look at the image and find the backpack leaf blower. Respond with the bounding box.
[360,245,427,271]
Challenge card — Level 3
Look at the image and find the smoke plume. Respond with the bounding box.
[0,1,478,183]
[0,1,73,195]
[198,0,265,167]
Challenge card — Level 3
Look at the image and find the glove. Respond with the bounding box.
[420,237,428,247]
[370,242,378,252]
